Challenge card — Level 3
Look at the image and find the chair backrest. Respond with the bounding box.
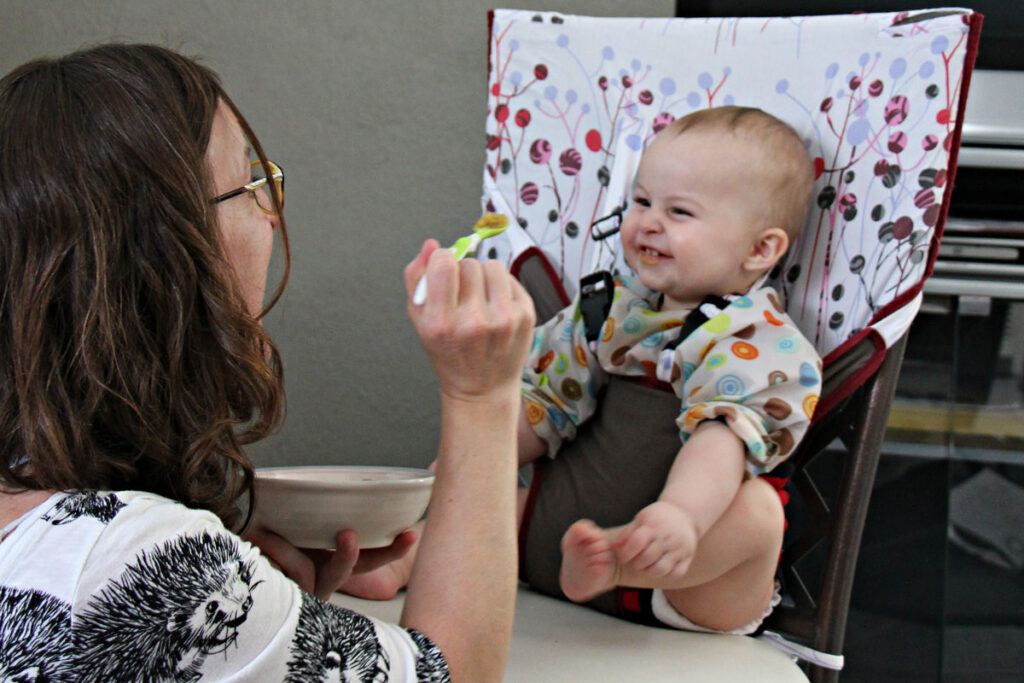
[485,9,982,681]
[481,8,978,390]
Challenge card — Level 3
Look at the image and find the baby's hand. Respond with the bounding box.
[612,501,699,584]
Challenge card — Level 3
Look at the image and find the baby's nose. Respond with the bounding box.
[639,210,663,232]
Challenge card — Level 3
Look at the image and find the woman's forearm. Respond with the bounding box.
[400,391,520,682]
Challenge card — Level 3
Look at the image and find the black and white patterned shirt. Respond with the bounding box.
[0,490,449,682]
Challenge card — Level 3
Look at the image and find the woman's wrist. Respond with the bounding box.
[437,383,523,411]
[438,389,520,438]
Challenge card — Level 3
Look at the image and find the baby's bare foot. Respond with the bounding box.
[559,519,618,602]
[613,501,698,587]
[338,561,408,601]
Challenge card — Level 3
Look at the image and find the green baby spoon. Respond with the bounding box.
[412,213,510,305]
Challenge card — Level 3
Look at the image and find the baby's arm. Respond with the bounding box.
[516,399,548,468]
[657,419,746,538]
[612,420,745,583]
[519,296,608,460]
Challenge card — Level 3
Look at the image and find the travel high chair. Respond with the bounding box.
[476,8,982,681]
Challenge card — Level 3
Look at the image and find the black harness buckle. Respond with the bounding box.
[579,271,616,344]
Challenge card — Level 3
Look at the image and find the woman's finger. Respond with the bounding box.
[353,529,417,574]
[312,530,360,600]
[509,272,531,304]
[423,247,459,310]
[481,259,512,303]
[246,526,316,594]
[403,239,441,295]
[457,257,485,305]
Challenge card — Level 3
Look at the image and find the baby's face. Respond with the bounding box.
[619,128,768,310]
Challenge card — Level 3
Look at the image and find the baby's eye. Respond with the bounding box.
[633,196,651,208]
[670,207,693,217]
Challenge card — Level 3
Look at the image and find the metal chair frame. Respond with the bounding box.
[766,333,909,682]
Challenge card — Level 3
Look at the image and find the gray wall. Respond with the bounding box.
[0,0,670,470]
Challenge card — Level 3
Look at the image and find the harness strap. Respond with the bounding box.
[579,271,615,344]
[578,270,734,351]
[668,294,732,350]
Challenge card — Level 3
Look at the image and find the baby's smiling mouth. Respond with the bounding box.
[638,245,667,264]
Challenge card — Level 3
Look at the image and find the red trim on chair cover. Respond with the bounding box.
[487,10,496,77]
[816,329,887,421]
[510,246,572,306]
[628,376,675,394]
[618,588,642,613]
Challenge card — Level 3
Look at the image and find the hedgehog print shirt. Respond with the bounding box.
[522,274,822,475]
[0,490,449,682]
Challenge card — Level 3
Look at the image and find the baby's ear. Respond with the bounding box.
[744,227,789,272]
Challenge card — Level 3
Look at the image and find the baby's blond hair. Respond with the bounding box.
[658,106,814,241]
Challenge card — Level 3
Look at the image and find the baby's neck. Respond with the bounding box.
[657,295,700,313]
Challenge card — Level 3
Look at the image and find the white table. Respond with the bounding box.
[332,587,808,682]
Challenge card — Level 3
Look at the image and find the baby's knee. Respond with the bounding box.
[738,478,786,549]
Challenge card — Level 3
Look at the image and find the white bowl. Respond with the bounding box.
[253,466,434,549]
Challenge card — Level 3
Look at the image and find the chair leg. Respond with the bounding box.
[809,334,909,682]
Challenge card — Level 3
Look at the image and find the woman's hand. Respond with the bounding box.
[245,526,417,601]
[404,239,535,404]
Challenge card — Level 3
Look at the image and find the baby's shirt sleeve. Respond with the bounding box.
[67,492,449,681]
[521,299,608,457]
[672,290,822,475]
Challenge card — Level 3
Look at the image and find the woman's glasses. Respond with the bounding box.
[210,160,284,214]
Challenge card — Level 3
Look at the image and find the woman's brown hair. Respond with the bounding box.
[0,44,290,529]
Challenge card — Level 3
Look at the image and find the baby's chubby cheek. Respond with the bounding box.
[621,243,639,271]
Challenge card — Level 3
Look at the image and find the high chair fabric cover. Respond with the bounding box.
[478,8,982,682]
[481,8,977,403]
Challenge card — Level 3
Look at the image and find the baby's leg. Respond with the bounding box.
[559,475,783,618]
[337,520,421,599]
[661,477,785,631]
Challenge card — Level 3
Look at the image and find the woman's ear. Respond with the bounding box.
[744,227,789,272]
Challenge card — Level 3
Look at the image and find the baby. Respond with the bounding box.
[517,105,820,632]
[346,106,821,634]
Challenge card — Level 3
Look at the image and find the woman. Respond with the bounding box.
[0,44,533,681]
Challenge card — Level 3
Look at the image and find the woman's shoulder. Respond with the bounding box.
[1,489,201,559]
[39,489,199,525]
[1,489,230,597]
[67,489,243,588]
[0,488,231,681]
